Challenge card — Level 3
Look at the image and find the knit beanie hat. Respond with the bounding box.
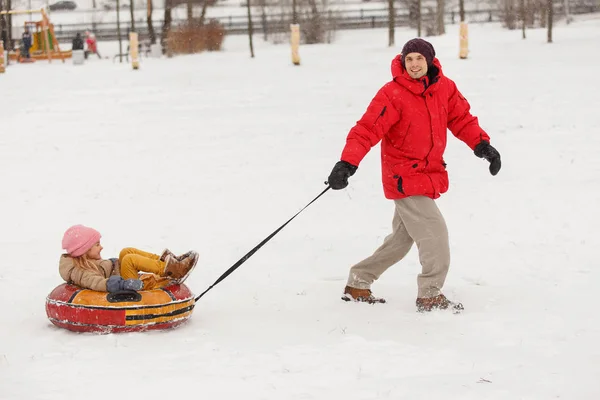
[62,225,101,257]
[401,38,436,67]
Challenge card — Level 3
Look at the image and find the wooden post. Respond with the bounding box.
[459,21,468,59]
[41,10,51,63]
[290,23,300,66]
[0,40,5,73]
[129,31,139,70]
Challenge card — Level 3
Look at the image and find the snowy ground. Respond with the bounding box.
[2,17,600,400]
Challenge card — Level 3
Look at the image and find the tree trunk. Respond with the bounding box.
[563,0,571,23]
[436,0,445,35]
[187,1,193,23]
[130,0,135,31]
[260,0,267,41]
[388,0,395,46]
[504,0,517,29]
[147,0,156,44]
[417,0,422,36]
[527,0,536,27]
[246,0,254,57]
[540,0,547,27]
[520,0,526,38]
[92,0,97,31]
[0,0,6,49]
[117,0,123,62]
[162,0,172,55]
[7,0,11,49]
[459,0,465,21]
[199,0,209,25]
[547,0,553,42]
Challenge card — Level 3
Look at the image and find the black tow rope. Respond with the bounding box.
[194,186,331,302]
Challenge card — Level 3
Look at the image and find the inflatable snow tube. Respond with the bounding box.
[45,283,195,333]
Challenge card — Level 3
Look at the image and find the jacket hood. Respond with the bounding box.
[391,55,444,94]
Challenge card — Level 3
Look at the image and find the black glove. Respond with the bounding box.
[474,140,501,176]
[106,276,144,293]
[327,161,358,190]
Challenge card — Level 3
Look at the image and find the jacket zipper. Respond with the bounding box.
[371,106,387,128]
[423,94,434,167]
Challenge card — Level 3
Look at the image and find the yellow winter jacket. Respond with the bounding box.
[58,255,119,292]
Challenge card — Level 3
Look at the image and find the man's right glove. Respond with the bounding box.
[474,140,501,176]
[106,275,144,293]
[327,161,358,190]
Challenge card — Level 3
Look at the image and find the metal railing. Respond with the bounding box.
[6,3,599,44]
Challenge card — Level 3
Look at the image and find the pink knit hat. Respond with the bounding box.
[62,225,101,257]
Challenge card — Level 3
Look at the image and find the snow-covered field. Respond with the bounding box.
[1,17,599,399]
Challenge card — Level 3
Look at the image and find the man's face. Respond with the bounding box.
[404,52,428,79]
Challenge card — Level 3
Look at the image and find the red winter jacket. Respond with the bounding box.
[340,56,490,199]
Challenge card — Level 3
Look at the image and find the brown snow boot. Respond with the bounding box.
[160,249,194,262]
[416,294,464,313]
[341,286,386,304]
[159,249,175,262]
[163,252,198,281]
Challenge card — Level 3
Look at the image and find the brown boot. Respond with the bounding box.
[163,251,199,283]
[159,249,175,262]
[416,294,464,312]
[160,249,194,262]
[341,286,386,304]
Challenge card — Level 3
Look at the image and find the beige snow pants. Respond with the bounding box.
[346,196,450,298]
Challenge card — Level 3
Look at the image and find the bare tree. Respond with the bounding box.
[540,0,547,27]
[388,0,395,46]
[0,0,6,49]
[92,0,97,31]
[436,0,445,35]
[520,0,526,38]
[162,0,172,55]
[117,0,124,61]
[563,0,571,23]
[147,0,156,44]
[5,0,12,49]
[547,0,553,42]
[504,0,518,29]
[304,0,324,44]
[259,0,267,41]
[130,0,135,31]
[246,0,255,57]
[199,0,209,25]
[417,0,422,37]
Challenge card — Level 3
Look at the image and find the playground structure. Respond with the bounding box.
[0,8,70,63]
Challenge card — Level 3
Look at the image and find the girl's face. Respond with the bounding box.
[86,242,103,260]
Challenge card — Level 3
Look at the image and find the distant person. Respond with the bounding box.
[85,31,101,59]
[326,38,501,312]
[21,27,32,59]
[72,32,84,51]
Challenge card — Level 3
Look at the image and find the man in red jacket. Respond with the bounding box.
[327,38,501,312]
